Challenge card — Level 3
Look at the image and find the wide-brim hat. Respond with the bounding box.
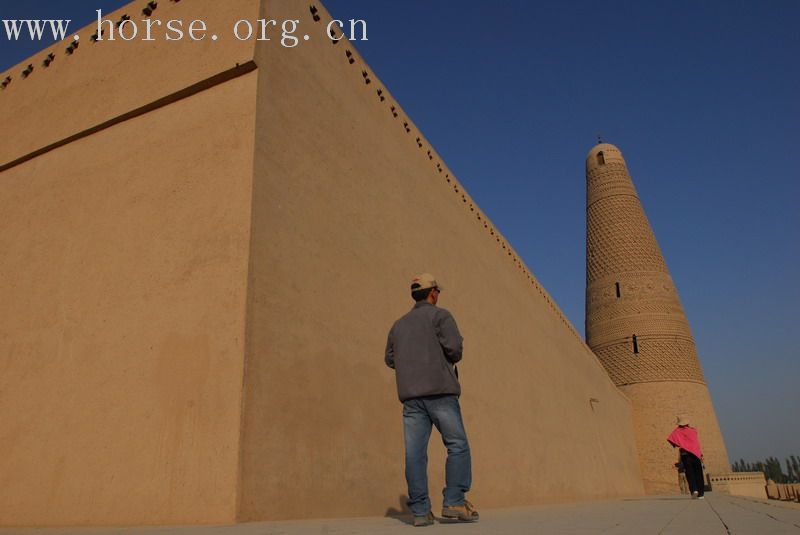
[676,415,691,427]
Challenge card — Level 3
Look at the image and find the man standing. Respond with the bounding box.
[385,273,479,527]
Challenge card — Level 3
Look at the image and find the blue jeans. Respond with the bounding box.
[402,394,472,515]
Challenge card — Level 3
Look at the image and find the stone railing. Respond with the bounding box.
[766,481,800,503]
[709,472,767,499]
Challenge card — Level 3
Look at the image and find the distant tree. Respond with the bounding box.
[754,460,765,475]
[787,455,800,483]
[740,458,753,472]
[729,457,800,483]
[765,457,787,483]
[791,455,800,483]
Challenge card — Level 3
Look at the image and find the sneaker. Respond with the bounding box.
[698,496,705,500]
[691,491,699,499]
[442,500,479,522]
[413,512,435,527]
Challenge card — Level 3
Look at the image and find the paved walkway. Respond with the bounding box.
[3,494,800,535]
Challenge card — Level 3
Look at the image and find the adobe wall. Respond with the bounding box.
[0,0,258,168]
[1,0,646,526]
[0,0,259,526]
[237,0,643,521]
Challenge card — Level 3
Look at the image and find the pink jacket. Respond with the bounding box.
[667,426,702,459]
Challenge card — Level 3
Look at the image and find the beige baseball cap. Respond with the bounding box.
[676,415,690,426]
[411,273,442,291]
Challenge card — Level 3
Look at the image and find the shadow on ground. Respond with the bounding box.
[385,494,413,525]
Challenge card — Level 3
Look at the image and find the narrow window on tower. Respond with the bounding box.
[632,334,639,354]
[597,152,605,165]
[615,282,621,298]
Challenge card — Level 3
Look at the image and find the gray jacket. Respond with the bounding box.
[385,301,463,402]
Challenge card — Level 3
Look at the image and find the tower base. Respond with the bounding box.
[620,382,731,494]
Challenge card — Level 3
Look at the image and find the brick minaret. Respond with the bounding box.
[584,142,730,493]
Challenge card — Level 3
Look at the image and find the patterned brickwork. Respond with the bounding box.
[584,144,704,386]
[585,143,730,493]
[586,161,637,206]
[592,337,705,384]
[588,271,679,305]
[587,195,668,283]
[587,271,687,335]
[589,316,694,347]
[590,301,686,324]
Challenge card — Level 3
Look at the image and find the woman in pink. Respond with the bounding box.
[667,415,705,498]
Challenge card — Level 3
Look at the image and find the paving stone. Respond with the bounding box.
[2,494,799,535]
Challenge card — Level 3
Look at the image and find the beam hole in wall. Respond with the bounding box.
[116,14,131,28]
[66,39,79,54]
[21,64,34,78]
[377,89,384,101]
[632,334,639,354]
[42,53,55,67]
[416,137,422,148]
[427,150,432,160]
[361,70,371,84]
[2,76,12,89]
[390,106,397,117]
[328,26,339,43]
[142,1,158,17]
[345,50,354,64]
[615,282,621,298]
[309,5,320,22]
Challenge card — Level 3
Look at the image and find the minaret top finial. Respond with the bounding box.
[597,134,603,145]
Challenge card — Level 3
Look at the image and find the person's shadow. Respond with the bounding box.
[385,495,414,525]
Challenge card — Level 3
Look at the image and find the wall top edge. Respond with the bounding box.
[1,0,260,165]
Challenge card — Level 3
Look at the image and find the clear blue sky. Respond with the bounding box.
[2,1,797,466]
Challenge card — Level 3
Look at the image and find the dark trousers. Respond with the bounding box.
[682,452,705,496]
